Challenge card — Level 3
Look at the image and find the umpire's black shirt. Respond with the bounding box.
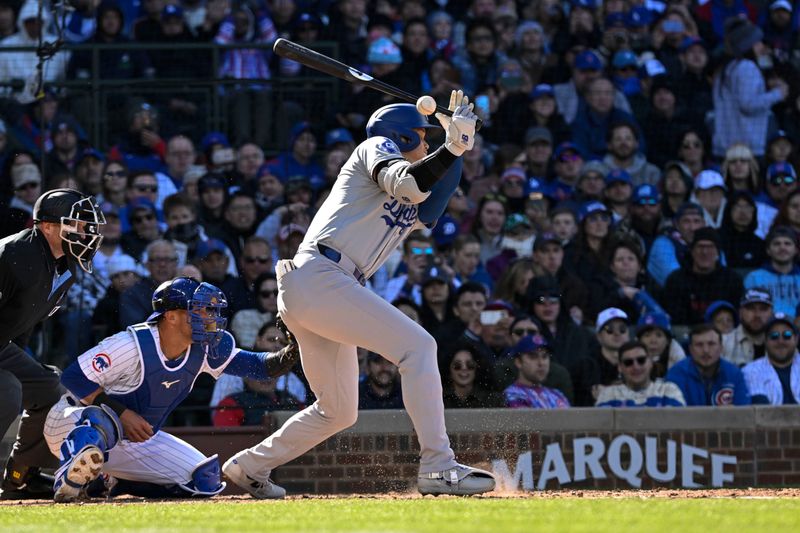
[0,227,76,347]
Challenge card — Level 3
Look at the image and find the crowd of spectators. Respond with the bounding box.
[1,0,800,426]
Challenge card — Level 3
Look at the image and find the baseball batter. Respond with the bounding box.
[224,91,496,497]
[43,277,299,502]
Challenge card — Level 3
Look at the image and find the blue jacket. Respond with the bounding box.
[665,357,751,406]
[571,107,643,161]
[744,264,800,316]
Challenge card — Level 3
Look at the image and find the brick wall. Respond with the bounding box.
[165,406,800,494]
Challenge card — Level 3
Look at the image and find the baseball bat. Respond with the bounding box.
[272,38,482,130]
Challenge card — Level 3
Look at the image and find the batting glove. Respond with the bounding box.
[436,90,478,157]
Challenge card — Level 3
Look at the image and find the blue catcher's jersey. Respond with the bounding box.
[109,324,236,431]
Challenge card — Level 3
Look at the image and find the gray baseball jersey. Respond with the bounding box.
[297,136,425,279]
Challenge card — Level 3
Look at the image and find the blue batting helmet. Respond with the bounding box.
[365,103,439,152]
[148,277,228,348]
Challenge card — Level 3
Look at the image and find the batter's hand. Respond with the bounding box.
[120,410,154,442]
[436,90,478,157]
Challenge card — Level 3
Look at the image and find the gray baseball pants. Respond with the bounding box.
[233,250,457,478]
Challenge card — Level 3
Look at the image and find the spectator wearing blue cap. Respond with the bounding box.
[663,226,744,326]
[324,128,356,154]
[147,4,207,80]
[563,201,614,306]
[760,162,798,210]
[744,226,800,316]
[119,169,166,233]
[571,77,641,161]
[75,147,106,197]
[674,36,713,129]
[743,312,800,405]
[615,184,666,255]
[195,237,233,289]
[43,118,82,178]
[545,142,584,203]
[626,6,654,53]
[596,340,686,407]
[651,7,698,78]
[637,311,687,378]
[603,168,633,223]
[766,130,794,169]
[711,17,788,158]
[610,50,649,121]
[647,202,706,287]
[503,335,570,409]
[705,300,737,335]
[554,49,633,124]
[264,121,324,190]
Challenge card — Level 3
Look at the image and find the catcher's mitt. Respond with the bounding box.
[265,316,300,377]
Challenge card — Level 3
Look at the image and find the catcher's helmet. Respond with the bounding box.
[149,277,228,348]
[33,188,105,273]
[365,104,439,152]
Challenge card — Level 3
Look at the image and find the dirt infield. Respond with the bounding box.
[1,487,799,506]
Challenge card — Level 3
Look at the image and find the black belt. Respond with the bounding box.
[317,243,366,286]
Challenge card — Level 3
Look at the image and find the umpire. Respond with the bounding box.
[0,189,105,499]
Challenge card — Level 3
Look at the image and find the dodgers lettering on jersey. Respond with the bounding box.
[297,137,425,279]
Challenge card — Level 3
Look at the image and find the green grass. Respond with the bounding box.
[2,498,800,533]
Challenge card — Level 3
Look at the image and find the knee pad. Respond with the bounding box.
[79,405,123,450]
[61,405,123,462]
[179,455,226,497]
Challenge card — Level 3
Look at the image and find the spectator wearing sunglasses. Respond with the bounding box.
[119,170,165,234]
[492,315,574,403]
[120,197,163,262]
[545,142,584,204]
[637,311,686,379]
[442,344,504,409]
[759,162,798,212]
[230,273,279,350]
[503,335,570,409]
[527,275,599,406]
[615,184,667,255]
[666,323,751,406]
[593,308,631,389]
[222,236,273,316]
[596,340,686,407]
[663,227,744,326]
[383,232,438,305]
[743,313,800,406]
[744,226,800,316]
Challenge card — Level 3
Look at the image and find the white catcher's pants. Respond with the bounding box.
[44,395,207,486]
[234,250,457,478]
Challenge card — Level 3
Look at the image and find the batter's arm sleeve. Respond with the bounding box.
[418,158,462,224]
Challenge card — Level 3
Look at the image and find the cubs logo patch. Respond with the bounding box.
[91,353,111,373]
[714,387,734,405]
[379,139,400,155]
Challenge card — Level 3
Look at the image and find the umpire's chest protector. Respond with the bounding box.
[112,324,210,431]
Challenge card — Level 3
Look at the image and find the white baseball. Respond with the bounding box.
[416,95,437,116]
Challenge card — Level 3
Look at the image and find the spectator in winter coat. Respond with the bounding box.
[663,227,744,326]
[666,324,751,406]
[711,17,788,158]
[744,226,800,316]
[648,202,705,287]
[503,335,570,409]
[718,191,767,270]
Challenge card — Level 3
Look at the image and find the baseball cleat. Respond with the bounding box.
[222,457,285,499]
[417,463,496,496]
[53,445,104,503]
